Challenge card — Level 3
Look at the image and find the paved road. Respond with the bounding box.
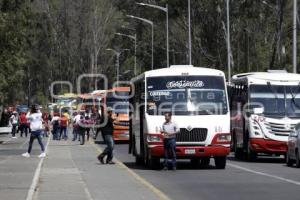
[100,142,300,200]
[2,132,300,200]
[0,134,45,200]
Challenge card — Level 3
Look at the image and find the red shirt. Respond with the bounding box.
[60,117,68,127]
[19,114,27,124]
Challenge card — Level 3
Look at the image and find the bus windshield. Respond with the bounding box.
[146,76,228,115]
[106,92,130,114]
[250,84,300,118]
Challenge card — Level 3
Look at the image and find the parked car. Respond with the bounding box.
[287,123,300,167]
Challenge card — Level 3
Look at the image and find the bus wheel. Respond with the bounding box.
[296,151,300,168]
[135,155,145,166]
[149,156,160,169]
[200,157,210,167]
[214,156,226,169]
[247,141,257,161]
[234,147,243,160]
[286,153,294,167]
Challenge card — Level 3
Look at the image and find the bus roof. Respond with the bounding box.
[131,65,225,82]
[232,72,300,83]
[91,90,106,95]
[106,87,130,93]
[58,93,78,98]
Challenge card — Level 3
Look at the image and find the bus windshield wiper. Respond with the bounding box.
[288,82,300,110]
[267,82,279,113]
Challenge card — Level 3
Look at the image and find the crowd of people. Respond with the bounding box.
[1,105,116,163]
[1,105,178,168]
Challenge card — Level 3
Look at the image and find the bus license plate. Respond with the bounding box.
[185,149,196,155]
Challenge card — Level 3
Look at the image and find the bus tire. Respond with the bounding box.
[247,141,257,161]
[286,153,294,167]
[135,155,145,166]
[296,150,300,168]
[200,157,210,167]
[233,133,243,160]
[149,156,160,169]
[214,156,226,169]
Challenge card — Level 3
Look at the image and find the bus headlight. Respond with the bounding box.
[147,135,162,142]
[216,134,231,142]
[251,120,262,136]
[212,133,231,144]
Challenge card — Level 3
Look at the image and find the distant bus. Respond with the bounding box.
[129,65,231,169]
[230,71,300,160]
[93,87,130,141]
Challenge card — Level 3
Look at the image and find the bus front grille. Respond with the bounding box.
[264,122,295,136]
[177,128,208,142]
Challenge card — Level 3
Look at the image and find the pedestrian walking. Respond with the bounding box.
[161,112,179,171]
[59,114,68,140]
[19,112,28,137]
[97,107,116,165]
[78,112,87,145]
[22,104,46,158]
[51,113,60,140]
[72,112,81,141]
[42,112,49,137]
[10,111,18,139]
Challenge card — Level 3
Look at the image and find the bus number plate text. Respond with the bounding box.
[185,149,196,155]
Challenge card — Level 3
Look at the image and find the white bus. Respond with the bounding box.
[230,71,300,160]
[129,65,231,169]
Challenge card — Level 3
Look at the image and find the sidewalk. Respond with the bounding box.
[33,139,161,200]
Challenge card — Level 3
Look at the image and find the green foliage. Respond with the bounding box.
[0,0,299,107]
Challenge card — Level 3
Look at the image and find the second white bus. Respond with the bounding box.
[230,71,300,160]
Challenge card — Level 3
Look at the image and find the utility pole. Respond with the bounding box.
[226,0,231,82]
[188,0,192,65]
[293,0,297,73]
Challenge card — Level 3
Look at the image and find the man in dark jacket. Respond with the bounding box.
[97,107,115,164]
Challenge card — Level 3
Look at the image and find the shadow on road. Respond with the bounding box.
[122,160,223,171]
[227,155,286,164]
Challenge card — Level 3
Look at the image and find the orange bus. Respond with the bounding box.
[93,87,130,141]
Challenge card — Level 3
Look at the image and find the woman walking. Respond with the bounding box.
[22,104,46,158]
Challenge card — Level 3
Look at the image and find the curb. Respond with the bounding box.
[90,140,171,200]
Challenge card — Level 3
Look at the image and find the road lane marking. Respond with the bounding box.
[2,137,12,144]
[69,144,94,200]
[26,136,50,200]
[228,163,300,186]
[90,140,171,200]
[19,139,29,149]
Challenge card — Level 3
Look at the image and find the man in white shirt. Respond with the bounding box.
[161,112,179,170]
[10,112,18,138]
[22,104,45,158]
[72,112,81,141]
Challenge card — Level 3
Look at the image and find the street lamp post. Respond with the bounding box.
[115,33,137,76]
[127,15,154,70]
[293,0,297,73]
[136,2,169,67]
[188,0,192,65]
[226,0,231,82]
[27,78,33,107]
[106,48,129,83]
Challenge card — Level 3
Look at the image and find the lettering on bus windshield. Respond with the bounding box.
[166,80,204,89]
[146,76,228,116]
